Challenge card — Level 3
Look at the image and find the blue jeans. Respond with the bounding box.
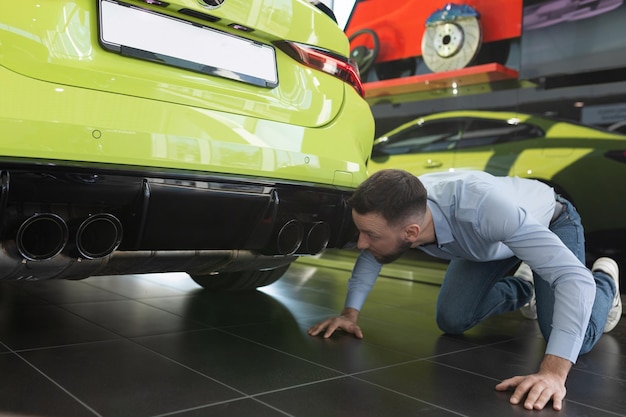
[435,195,616,355]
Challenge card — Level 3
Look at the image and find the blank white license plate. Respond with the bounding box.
[98,0,278,87]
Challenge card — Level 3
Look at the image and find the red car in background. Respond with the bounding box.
[346,0,523,79]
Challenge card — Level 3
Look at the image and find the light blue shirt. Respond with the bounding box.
[346,171,596,363]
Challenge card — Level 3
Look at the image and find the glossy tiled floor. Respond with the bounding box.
[0,253,624,417]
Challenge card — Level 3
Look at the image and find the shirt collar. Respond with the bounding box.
[426,199,454,247]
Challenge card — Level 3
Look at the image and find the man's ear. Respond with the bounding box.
[404,224,421,243]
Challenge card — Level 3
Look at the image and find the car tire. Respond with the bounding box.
[190,264,291,291]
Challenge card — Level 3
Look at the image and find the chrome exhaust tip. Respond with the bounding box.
[304,221,330,255]
[76,213,123,259]
[275,220,304,256]
[16,213,68,261]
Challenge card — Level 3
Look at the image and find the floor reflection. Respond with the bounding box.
[0,255,622,416]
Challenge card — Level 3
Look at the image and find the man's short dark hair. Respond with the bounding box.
[348,169,427,226]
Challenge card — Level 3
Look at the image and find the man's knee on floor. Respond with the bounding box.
[436,309,472,334]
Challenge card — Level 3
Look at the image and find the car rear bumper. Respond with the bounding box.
[0,64,372,189]
[0,161,356,280]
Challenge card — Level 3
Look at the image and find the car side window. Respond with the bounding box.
[375,120,461,155]
[457,119,542,149]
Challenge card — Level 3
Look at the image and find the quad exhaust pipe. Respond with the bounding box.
[15,213,123,261]
[14,213,325,262]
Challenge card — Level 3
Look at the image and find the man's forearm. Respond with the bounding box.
[345,250,382,310]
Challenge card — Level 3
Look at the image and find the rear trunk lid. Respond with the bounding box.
[1,0,349,127]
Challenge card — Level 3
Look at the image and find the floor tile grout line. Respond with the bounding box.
[213,324,527,382]
[53,297,221,341]
[245,374,353,398]
[146,326,436,405]
[128,335,376,417]
[559,399,626,416]
[212,327,356,375]
[125,335,258,398]
[129,336,304,417]
[7,338,124,354]
[8,297,201,351]
[64,280,142,302]
[2,311,274,416]
[3,330,295,417]
[0,340,103,417]
[136,325,433,407]
[69,291,329,337]
[132,295,316,332]
[338,338,517,380]
[348,375,470,417]
[132,336,364,417]
[149,396,295,417]
[330,337,537,383]
[422,359,503,383]
[211,325,483,406]
[244,397,296,417]
[130,297,220,331]
[570,366,626,383]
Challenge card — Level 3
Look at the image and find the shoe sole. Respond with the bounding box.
[593,257,622,333]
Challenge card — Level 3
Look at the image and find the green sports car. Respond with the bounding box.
[369,110,626,258]
[0,0,374,289]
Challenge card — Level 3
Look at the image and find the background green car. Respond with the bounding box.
[0,0,374,289]
[369,110,626,263]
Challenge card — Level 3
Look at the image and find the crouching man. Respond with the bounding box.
[309,169,621,411]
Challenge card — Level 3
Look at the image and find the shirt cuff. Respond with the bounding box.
[545,328,584,364]
[344,292,368,312]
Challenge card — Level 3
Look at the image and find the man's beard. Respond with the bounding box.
[372,239,412,264]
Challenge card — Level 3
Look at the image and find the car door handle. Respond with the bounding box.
[425,159,442,168]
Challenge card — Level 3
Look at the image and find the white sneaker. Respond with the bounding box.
[591,257,622,333]
[515,262,537,320]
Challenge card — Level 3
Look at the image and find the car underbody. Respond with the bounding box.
[0,160,356,283]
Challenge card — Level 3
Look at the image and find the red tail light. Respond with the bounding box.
[275,41,364,97]
[605,150,626,163]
